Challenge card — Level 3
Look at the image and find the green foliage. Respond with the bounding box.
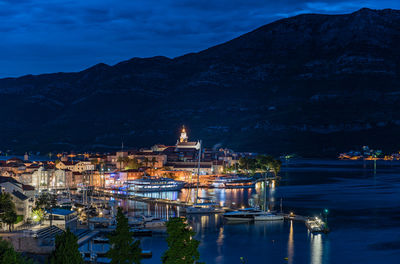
[50,228,83,264]
[162,217,203,264]
[34,192,56,210]
[237,155,282,176]
[15,215,24,224]
[32,209,45,222]
[126,158,140,170]
[0,193,17,231]
[106,207,141,264]
[0,237,35,264]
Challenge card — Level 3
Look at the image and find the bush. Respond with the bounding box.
[15,215,24,224]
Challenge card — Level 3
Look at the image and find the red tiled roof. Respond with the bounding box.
[22,184,35,191]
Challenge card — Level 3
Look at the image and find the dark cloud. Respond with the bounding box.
[0,0,399,77]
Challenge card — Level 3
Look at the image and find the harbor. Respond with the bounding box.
[2,159,400,263]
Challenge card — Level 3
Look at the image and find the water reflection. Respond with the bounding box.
[216,227,224,263]
[309,233,322,264]
[287,220,294,264]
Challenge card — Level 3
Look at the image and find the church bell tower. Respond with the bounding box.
[179,125,188,143]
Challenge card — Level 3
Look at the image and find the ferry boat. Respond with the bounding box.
[127,177,185,192]
[305,217,330,233]
[223,208,263,221]
[211,176,255,188]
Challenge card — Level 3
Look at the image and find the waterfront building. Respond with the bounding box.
[44,208,78,231]
[119,169,144,181]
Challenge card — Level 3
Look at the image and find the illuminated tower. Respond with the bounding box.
[179,125,188,143]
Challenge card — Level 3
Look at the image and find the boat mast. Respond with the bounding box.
[195,140,202,205]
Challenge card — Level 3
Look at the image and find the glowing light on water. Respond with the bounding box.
[310,233,322,264]
[287,220,294,263]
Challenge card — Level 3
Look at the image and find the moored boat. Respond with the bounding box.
[212,176,255,189]
[223,208,263,221]
[185,203,225,214]
[254,212,284,221]
[127,177,185,192]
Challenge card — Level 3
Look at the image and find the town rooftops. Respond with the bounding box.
[7,157,24,163]
[60,161,77,165]
[22,184,35,191]
[12,190,28,201]
[176,142,199,147]
[121,169,141,173]
[47,208,75,216]
[0,176,20,184]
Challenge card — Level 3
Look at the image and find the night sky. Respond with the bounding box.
[0,0,399,77]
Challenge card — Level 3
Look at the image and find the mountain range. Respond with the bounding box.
[1,8,400,156]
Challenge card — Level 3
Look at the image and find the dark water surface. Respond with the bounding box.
[121,160,400,263]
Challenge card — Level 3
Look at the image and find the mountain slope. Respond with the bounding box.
[1,8,400,156]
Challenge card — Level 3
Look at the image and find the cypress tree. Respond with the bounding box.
[106,207,141,264]
[162,217,203,264]
[50,228,83,264]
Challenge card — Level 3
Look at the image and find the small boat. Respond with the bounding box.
[185,203,225,214]
[143,218,167,229]
[92,236,109,244]
[254,212,284,221]
[131,228,152,236]
[305,217,330,233]
[141,250,152,258]
[223,208,263,221]
[140,214,155,222]
[128,218,144,227]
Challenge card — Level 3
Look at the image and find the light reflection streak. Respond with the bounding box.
[216,227,224,263]
[287,220,294,264]
[310,233,322,264]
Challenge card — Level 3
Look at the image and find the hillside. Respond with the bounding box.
[0,8,400,156]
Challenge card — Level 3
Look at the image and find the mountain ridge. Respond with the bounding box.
[1,8,400,156]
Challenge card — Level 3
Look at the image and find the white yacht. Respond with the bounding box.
[223,208,263,221]
[211,176,255,188]
[254,212,284,221]
[185,203,225,214]
[127,177,185,192]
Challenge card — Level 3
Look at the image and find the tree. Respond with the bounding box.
[0,193,17,232]
[238,157,249,171]
[34,192,57,227]
[150,157,157,168]
[34,192,56,211]
[106,207,141,264]
[32,209,45,223]
[50,228,83,264]
[162,217,203,264]
[126,158,140,170]
[270,159,282,177]
[143,157,149,168]
[256,155,274,172]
